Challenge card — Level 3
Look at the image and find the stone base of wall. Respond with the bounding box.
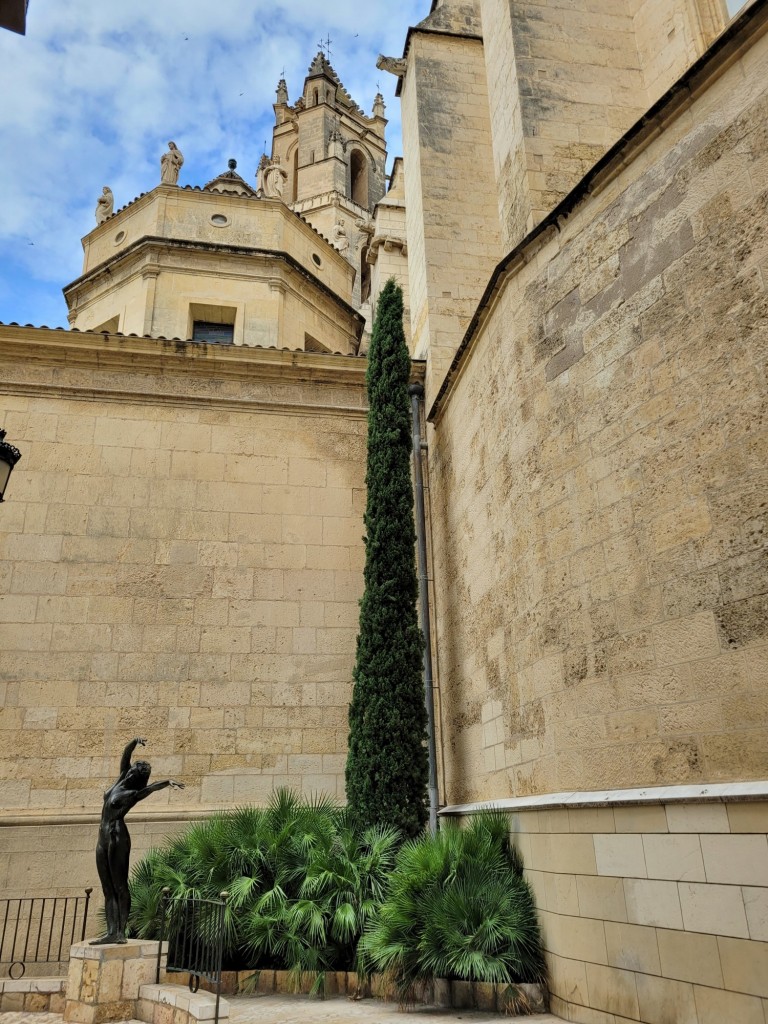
[0,977,66,1013]
[445,785,768,1024]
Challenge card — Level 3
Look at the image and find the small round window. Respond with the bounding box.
[211,214,229,227]
[312,253,322,267]
[114,230,126,244]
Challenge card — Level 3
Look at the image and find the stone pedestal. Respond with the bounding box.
[64,940,161,1024]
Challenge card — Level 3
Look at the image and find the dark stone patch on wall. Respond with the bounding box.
[652,738,704,779]
[564,646,601,687]
[745,514,766,551]
[546,338,584,380]
[416,57,473,156]
[587,185,694,317]
[538,285,581,371]
[719,550,768,605]
[716,593,768,649]
[690,94,768,178]
[662,567,722,620]
[452,702,482,731]
[509,699,545,742]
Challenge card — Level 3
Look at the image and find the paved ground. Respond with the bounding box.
[230,995,558,1023]
[0,996,560,1024]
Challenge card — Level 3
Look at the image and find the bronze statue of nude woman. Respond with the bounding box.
[91,737,184,944]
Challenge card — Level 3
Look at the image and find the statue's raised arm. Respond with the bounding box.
[118,736,146,779]
[91,739,184,945]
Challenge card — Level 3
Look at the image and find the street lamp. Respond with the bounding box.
[0,429,22,502]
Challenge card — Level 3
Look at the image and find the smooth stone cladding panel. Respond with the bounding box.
[0,329,368,837]
[427,16,768,804]
[446,794,768,1023]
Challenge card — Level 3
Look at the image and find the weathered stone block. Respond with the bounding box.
[23,993,50,1012]
[450,979,474,1009]
[64,999,98,1024]
[153,1002,176,1024]
[92,1000,135,1024]
[472,981,496,1011]
[98,960,124,1003]
[51,992,67,1014]
[79,959,101,1005]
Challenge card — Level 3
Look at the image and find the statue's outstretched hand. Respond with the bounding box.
[169,780,185,790]
[134,737,147,746]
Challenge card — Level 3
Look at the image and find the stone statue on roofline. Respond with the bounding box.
[256,153,269,195]
[95,186,113,225]
[263,156,288,200]
[332,217,349,256]
[90,737,184,945]
[160,141,184,185]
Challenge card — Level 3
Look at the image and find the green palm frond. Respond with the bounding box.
[361,821,546,989]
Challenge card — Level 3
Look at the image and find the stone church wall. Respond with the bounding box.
[430,16,768,1017]
[479,0,728,254]
[428,18,768,806]
[0,330,367,895]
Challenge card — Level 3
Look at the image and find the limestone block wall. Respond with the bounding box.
[369,173,411,348]
[479,0,531,249]
[296,106,335,196]
[633,0,728,103]
[401,25,503,406]
[0,818,190,901]
[71,273,148,338]
[483,0,648,247]
[427,14,768,803]
[0,330,367,841]
[479,0,728,251]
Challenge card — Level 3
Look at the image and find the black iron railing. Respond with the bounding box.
[0,889,93,979]
[156,889,228,1024]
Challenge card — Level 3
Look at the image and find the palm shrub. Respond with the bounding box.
[242,817,399,990]
[346,277,428,838]
[127,789,400,983]
[358,812,546,998]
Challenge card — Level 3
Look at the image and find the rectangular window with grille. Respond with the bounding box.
[192,321,234,345]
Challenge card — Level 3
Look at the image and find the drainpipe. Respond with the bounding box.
[409,382,439,834]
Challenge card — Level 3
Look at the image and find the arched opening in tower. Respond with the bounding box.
[350,149,368,209]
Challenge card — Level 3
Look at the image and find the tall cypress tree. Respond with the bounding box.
[345,278,428,838]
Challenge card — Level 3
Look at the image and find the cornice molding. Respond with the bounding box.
[0,324,368,418]
[63,237,364,334]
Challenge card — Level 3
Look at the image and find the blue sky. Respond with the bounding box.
[0,0,749,331]
[0,0,426,329]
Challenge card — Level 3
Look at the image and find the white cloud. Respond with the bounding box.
[0,0,426,327]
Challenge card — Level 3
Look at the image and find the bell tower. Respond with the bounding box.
[269,52,388,307]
